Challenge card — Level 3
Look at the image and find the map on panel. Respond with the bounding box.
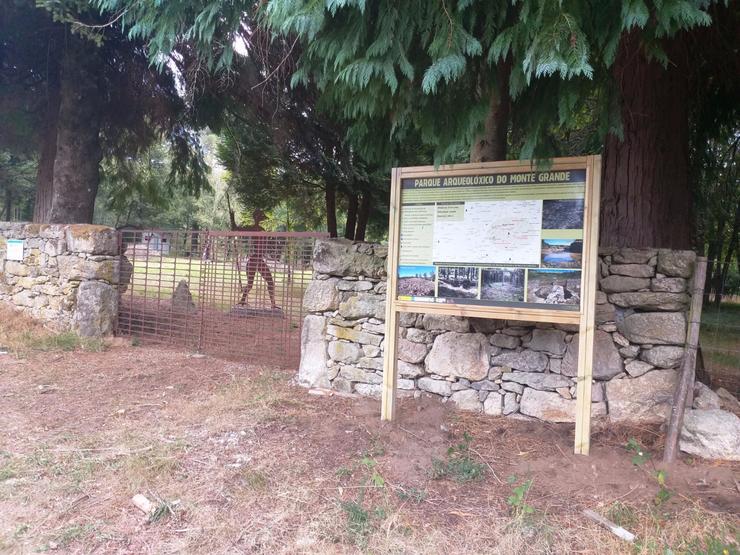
[396,169,586,310]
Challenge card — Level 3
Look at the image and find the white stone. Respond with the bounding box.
[418,377,452,397]
[450,390,483,412]
[527,329,567,355]
[490,350,548,373]
[425,332,489,381]
[483,392,503,416]
[397,338,429,364]
[520,389,606,423]
[680,409,740,461]
[561,330,623,379]
[298,315,329,388]
[606,369,678,424]
[625,360,654,377]
[692,382,721,410]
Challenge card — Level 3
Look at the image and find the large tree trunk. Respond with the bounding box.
[325,182,338,237]
[48,38,103,224]
[600,32,692,249]
[344,193,358,239]
[470,60,511,163]
[354,193,371,241]
[33,40,61,223]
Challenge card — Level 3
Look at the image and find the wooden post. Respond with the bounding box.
[663,256,708,463]
[574,156,601,456]
[381,168,402,420]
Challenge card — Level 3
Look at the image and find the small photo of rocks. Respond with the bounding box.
[527,268,581,305]
[397,265,436,297]
[481,267,525,302]
[438,266,479,299]
[542,199,584,229]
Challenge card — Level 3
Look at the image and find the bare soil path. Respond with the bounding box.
[0,339,737,553]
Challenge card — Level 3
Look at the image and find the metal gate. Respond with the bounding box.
[116,229,325,367]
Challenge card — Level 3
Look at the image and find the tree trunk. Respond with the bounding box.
[48,37,103,224]
[33,43,61,224]
[3,188,12,220]
[354,193,371,241]
[470,60,511,163]
[344,193,358,239]
[325,182,338,238]
[600,32,692,249]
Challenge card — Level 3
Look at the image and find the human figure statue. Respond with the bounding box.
[235,209,278,309]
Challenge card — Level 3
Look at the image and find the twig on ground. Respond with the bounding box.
[583,508,636,542]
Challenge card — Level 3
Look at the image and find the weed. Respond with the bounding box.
[506,475,535,519]
[626,437,652,465]
[341,500,371,540]
[335,465,353,478]
[13,524,29,539]
[606,501,638,529]
[431,433,485,483]
[396,486,427,504]
[149,499,178,524]
[241,469,267,490]
[654,470,673,506]
[131,336,141,347]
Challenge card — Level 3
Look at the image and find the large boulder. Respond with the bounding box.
[693,382,721,410]
[418,376,452,397]
[397,338,429,364]
[425,332,489,381]
[450,389,483,412]
[73,281,117,336]
[171,279,197,313]
[65,224,118,255]
[609,264,654,278]
[328,340,363,364]
[561,330,623,379]
[303,278,340,312]
[680,409,740,461]
[421,314,470,332]
[657,249,695,279]
[297,315,329,388]
[502,372,572,391]
[520,389,606,423]
[491,349,548,373]
[612,248,658,264]
[640,346,684,368]
[312,238,386,278]
[337,293,385,320]
[606,369,678,424]
[608,292,689,311]
[526,328,567,355]
[600,275,651,293]
[619,312,686,345]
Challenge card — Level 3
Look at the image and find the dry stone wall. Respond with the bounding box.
[300,238,699,425]
[0,222,120,336]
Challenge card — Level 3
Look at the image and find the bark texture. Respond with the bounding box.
[354,193,371,241]
[469,61,511,163]
[48,38,104,224]
[601,32,692,249]
[33,40,61,223]
[344,193,358,240]
[325,182,338,237]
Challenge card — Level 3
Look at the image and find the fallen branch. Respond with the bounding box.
[583,509,636,543]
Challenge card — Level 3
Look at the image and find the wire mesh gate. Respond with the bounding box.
[116,229,325,367]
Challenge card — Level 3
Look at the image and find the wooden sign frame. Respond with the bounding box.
[381,155,602,455]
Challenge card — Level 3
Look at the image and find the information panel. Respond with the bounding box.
[382,157,602,456]
[397,168,586,311]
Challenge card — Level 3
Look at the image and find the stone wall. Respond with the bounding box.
[299,238,698,424]
[0,222,120,336]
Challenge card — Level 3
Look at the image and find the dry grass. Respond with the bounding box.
[0,307,738,554]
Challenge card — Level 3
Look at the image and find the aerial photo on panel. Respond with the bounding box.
[541,238,583,268]
[542,199,584,229]
[481,268,525,302]
[437,266,479,299]
[397,265,436,297]
[527,268,581,305]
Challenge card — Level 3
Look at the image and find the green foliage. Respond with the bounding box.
[654,469,673,506]
[431,432,486,483]
[506,475,535,518]
[626,437,652,466]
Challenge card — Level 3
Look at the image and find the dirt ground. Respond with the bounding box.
[0,317,738,553]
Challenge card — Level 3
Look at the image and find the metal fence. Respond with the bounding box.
[116,229,325,367]
[699,294,740,398]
